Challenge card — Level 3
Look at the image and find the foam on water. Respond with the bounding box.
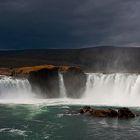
[0,128,29,137]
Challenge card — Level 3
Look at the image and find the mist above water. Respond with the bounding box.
[0,73,140,107]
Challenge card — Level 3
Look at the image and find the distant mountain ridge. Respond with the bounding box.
[1,46,140,73]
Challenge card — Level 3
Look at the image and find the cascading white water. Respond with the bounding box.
[1,73,140,107]
[58,73,67,98]
[83,73,140,106]
[0,76,35,99]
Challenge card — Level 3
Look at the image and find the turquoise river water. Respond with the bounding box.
[0,103,140,140]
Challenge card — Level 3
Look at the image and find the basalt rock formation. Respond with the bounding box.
[13,65,86,98]
[28,67,60,98]
[80,106,135,119]
[118,107,135,118]
[63,67,87,98]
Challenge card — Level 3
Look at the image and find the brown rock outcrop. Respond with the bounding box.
[118,108,135,118]
[14,65,57,75]
[80,106,135,119]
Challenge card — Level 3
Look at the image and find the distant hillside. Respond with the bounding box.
[1,46,140,73]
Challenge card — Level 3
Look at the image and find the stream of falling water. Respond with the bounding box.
[58,72,67,98]
[0,76,34,99]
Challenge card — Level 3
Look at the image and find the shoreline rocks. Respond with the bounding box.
[80,106,136,119]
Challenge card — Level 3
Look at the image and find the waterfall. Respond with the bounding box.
[1,73,140,106]
[58,72,67,98]
[0,76,35,99]
[83,73,140,106]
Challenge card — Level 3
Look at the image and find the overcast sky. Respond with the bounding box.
[0,0,140,49]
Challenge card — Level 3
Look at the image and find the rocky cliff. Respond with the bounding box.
[12,65,87,98]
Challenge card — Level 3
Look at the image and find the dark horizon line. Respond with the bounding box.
[0,45,140,51]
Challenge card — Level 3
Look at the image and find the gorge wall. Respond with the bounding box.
[12,65,87,98]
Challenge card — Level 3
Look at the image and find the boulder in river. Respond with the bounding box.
[118,107,135,118]
[80,106,135,119]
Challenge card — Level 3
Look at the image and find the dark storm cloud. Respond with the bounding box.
[0,0,140,49]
